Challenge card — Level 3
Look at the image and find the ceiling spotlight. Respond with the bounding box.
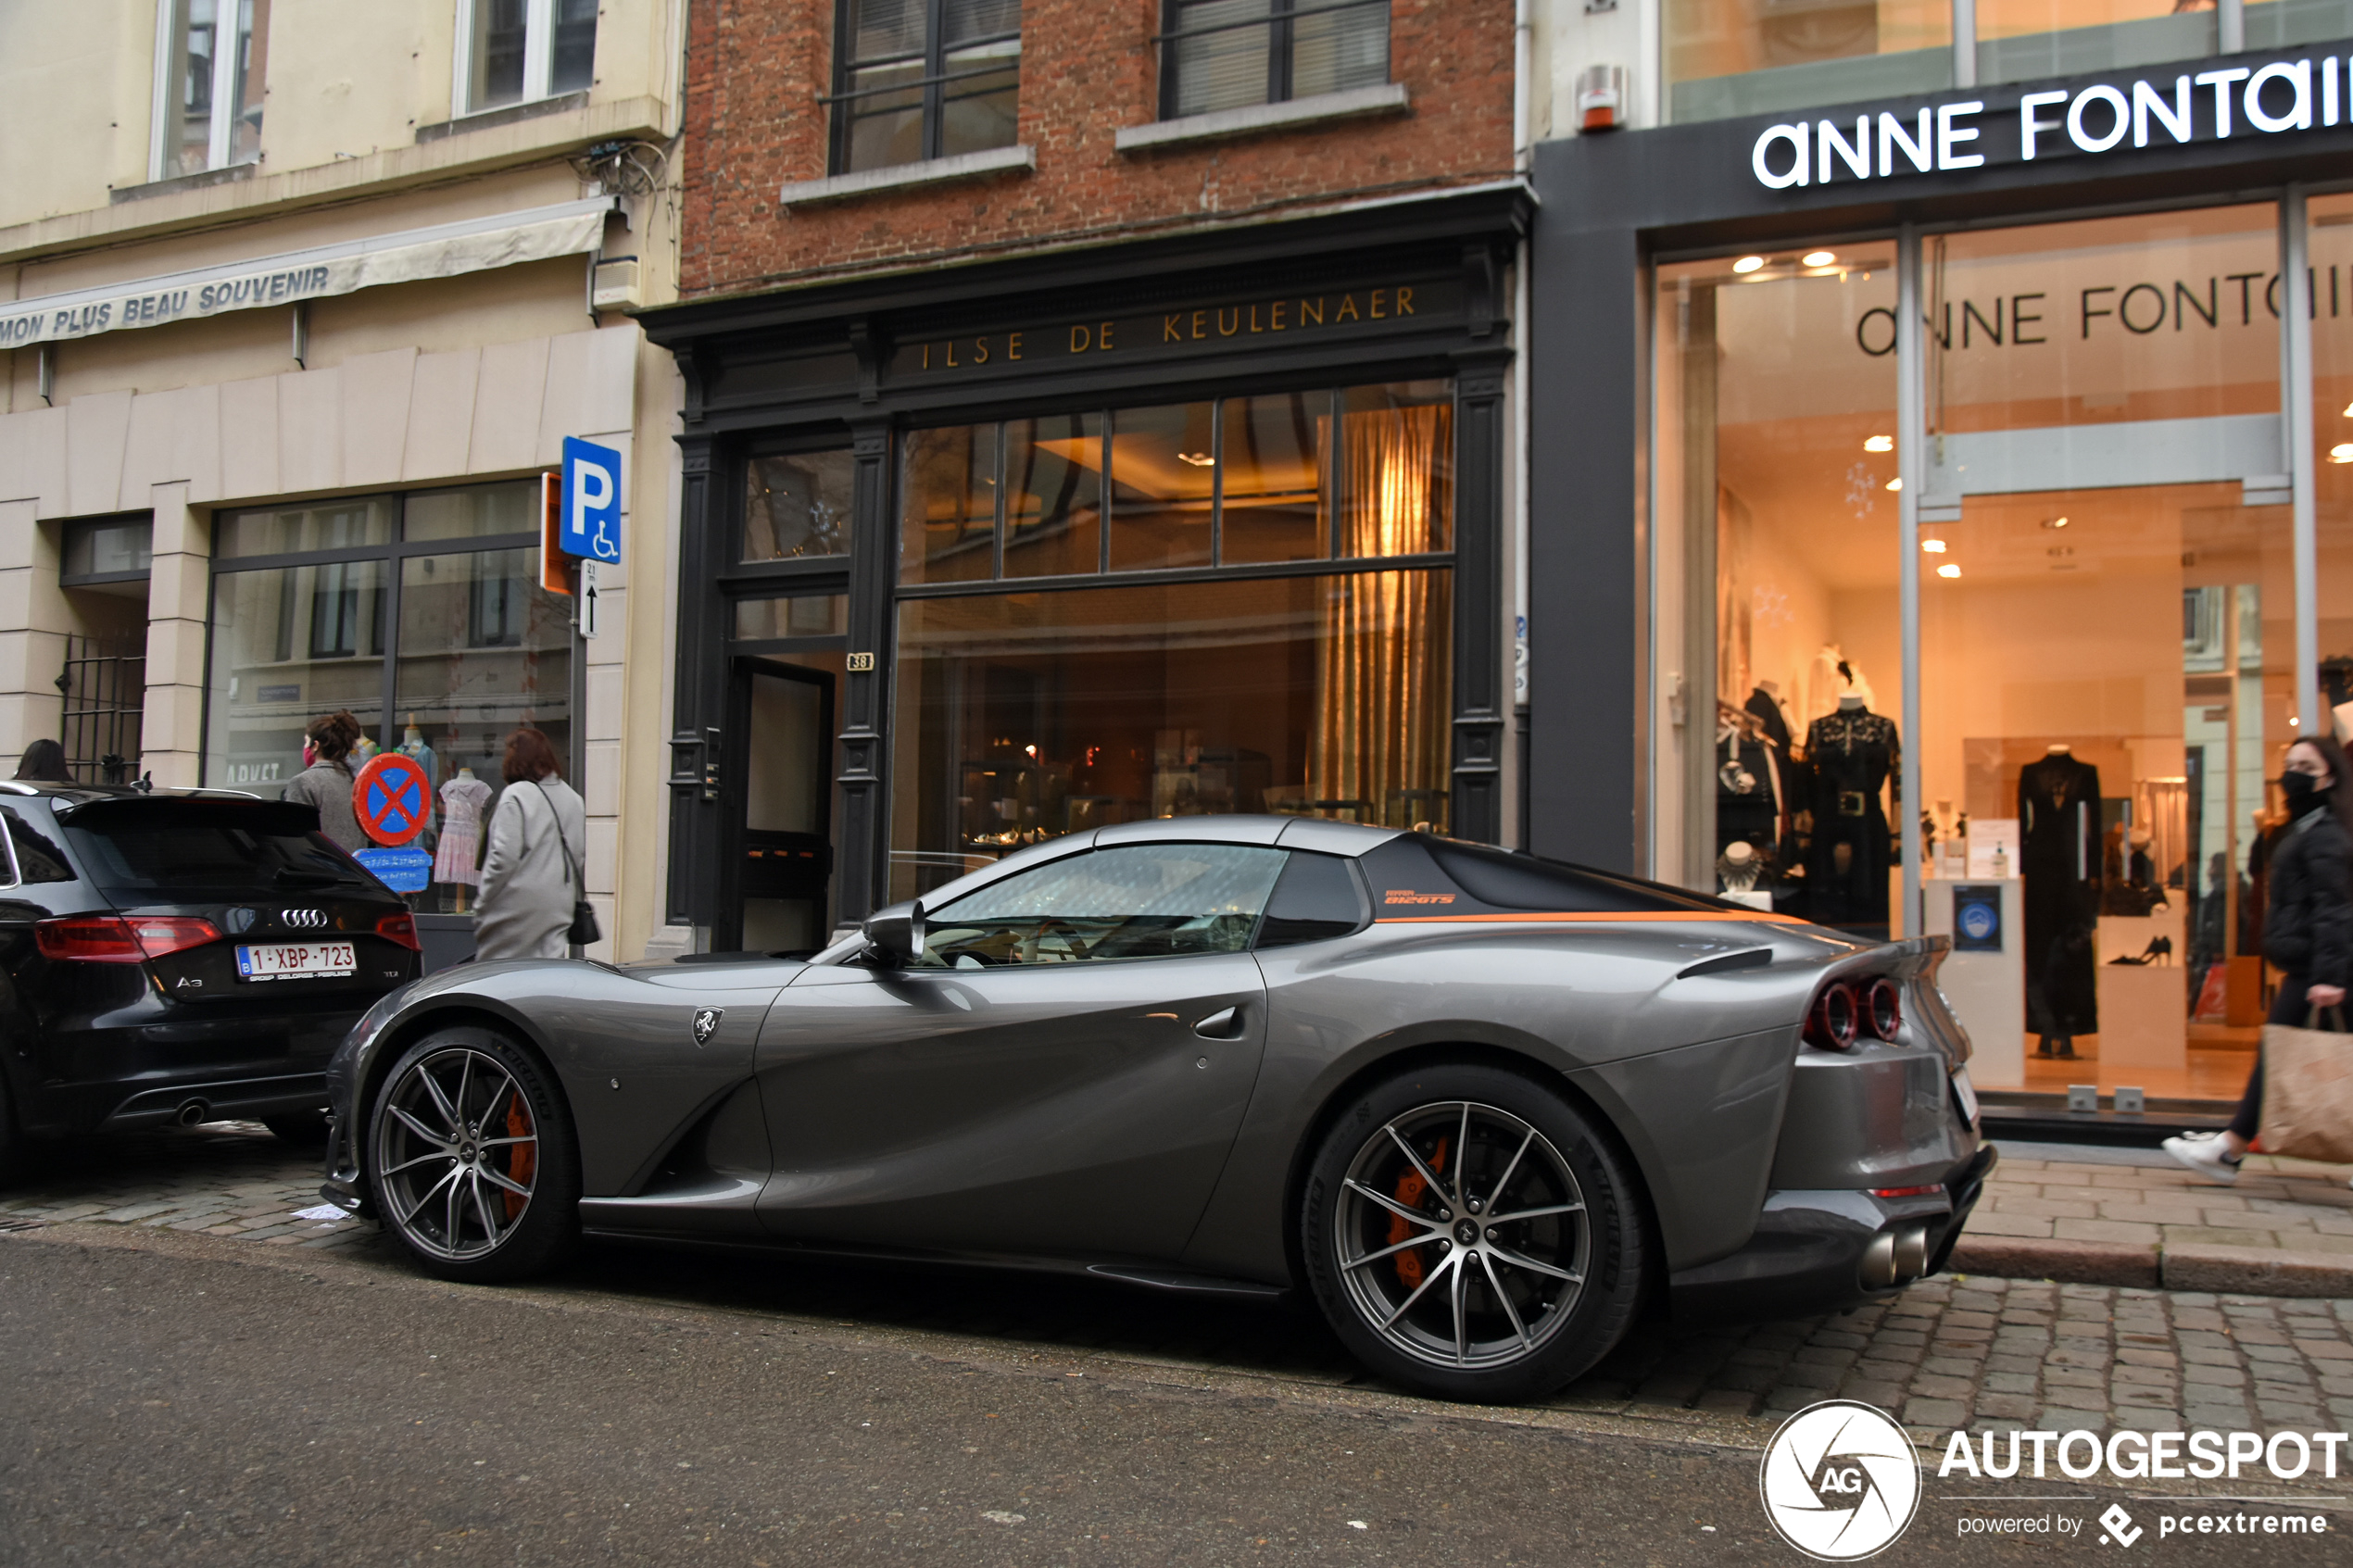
[1732,256,1767,274]
[2343,401,2353,417]
[1177,452,1215,467]
[1803,251,1837,267]
[2332,443,2353,464]
[1885,477,1903,492]
[1936,563,1962,578]
[1864,435,1894,452]
[1921,538,1947,553]
[2042,515,2070,528]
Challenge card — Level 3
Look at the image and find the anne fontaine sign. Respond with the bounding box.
[1749,50,2349,190]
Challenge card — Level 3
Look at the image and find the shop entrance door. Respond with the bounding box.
[724,657,836,955]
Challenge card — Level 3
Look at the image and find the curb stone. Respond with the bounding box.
[1949,1234,2353,1298]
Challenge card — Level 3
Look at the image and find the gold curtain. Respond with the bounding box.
[1310,402,1453,829]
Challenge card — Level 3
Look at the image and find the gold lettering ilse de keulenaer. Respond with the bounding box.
[925,284,1417,370]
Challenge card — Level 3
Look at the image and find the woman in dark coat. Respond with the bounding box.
[2165,734,2353,1183]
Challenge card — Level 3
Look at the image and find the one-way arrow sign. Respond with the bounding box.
[579,560,601,638]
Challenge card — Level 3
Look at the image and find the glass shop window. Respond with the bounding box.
[1655,245,1900,932]
[888,572,1453,902]
[898,381,1452,584]
[204,481,571,916]
[745,451,855,562]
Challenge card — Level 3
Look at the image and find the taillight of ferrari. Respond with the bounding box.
[36,915,220,963]
[1864,977,1903,1041]
[1804,981,1859,1050]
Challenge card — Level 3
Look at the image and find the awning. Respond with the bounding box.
[0,197,616,349]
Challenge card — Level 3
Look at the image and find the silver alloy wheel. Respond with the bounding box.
[1333,1099,1590,1370]
[373,1046,539,1261]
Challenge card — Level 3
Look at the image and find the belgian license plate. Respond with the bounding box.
[235,942,356,982]
[1952,1066,1981,1126]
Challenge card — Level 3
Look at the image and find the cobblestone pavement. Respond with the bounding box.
[7,1125,2353,1455]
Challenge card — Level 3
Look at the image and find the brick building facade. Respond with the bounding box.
[644,1,1530,949]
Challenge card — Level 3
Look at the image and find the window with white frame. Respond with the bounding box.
[458,0,598,117]
[153,0,270,182]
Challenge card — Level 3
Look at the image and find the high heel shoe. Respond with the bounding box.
[2108,935,2173,966]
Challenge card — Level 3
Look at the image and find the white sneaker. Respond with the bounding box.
[2162,1132,2242,1185]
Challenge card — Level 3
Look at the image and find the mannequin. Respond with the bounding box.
[1716,709,1781,864]
[2020,743,2101,1058]
[1803,694,1901,935]
[434,763,493,913]
[1744,680,1795,754]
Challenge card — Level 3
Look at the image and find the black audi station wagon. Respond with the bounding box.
[0,783,422,1175]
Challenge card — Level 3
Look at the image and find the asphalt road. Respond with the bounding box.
[0,1228,2344,1567]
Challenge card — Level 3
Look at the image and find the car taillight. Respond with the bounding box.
[1865,978,1903,1041]
[37,915,220,963]
[376,911,422,952]
[1805,981,1859,1050]
[1870,1184,1943,1198]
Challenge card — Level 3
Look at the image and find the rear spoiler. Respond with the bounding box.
[51,795,320,836]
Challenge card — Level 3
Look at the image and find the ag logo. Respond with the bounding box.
[691,1008,724,1046]
[1758,1400,1920,1561]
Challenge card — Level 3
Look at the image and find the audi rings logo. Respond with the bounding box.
[1759,1400,1921,1561]
[280,909,328,929]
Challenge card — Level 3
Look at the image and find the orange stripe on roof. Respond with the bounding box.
[1374,909,1808,925]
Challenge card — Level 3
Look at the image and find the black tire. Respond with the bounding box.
[1300,1062,1647,1404]
[261,1111,330,1148]
[369,1027,579,1284]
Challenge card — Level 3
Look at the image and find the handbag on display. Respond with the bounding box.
[533,781,602,949]
[2259,1005,2353,1164]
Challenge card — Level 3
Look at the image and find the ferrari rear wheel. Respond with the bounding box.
[370,1028,579,1283]
[1301,1063,1647,1403]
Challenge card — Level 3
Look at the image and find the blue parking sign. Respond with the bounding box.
[560,437,623,563]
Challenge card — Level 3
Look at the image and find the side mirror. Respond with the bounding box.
[862,900,925,966]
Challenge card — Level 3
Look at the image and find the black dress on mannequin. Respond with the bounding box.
[1804,705,1900,935]
[2020,750,2102,1055]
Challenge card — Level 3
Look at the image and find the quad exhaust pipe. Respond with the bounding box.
[1861,1222,1934,1288]
[175,1098,211,1127]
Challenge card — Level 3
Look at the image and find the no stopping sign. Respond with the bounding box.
[353,753,432,847]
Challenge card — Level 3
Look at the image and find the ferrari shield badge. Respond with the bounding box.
[691,1008,724,1046]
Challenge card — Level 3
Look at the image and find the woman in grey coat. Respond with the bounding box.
[280,711,368,851]
[474,727,588,962]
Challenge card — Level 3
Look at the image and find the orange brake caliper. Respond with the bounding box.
[504,1094,536,1220]
[1387,1136,1448,1290]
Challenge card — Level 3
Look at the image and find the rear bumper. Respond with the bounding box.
[99,1073,331,1131]
[1668,1143,1998,1324]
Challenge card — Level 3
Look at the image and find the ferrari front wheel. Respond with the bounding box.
[1300,1064,1647,1404]
[370,1028,579,1283]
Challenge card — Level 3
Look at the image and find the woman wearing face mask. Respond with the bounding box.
[279,710,369,852]
[2166,734,2353,1183]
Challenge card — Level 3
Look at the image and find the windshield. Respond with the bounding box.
[61,803,379,898]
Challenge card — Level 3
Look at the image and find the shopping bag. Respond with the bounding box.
[2259,1007,2353,1165]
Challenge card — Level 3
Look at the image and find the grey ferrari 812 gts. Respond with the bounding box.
[321,816,1993,1402]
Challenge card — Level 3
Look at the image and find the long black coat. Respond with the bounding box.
[2262,807,2353,989]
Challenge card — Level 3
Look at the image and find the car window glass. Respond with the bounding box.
[62,806,374,899]
[3,807,74,884]
[921,844,1288,966]
[1254,850,1366,948]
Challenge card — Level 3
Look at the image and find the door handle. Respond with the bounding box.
[1193,1006,1243,1040]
